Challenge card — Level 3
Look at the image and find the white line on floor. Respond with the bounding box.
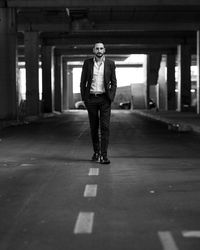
[182,231,200,238]
[74,212,94,234]
[83,184,97,197]
[88,168,99,176]
[20,164,34,167]
[158,231,179,250]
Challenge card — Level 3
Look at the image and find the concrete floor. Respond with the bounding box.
[0,110,200,250]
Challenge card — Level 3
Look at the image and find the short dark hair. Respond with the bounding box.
[94,42,105,47]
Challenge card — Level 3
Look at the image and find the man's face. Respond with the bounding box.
[93,43,105,58]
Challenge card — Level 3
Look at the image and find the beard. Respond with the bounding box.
[96,53,104,58]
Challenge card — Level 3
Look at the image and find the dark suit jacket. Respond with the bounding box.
[80,57,117,102]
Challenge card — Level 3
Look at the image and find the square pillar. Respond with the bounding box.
[158,56,167,110]
[166,54,176,110]
[177,45,191,112]
[146,52,162,109]
[63,58,68,110]
[25,32,40,116]
[66,65,74,109]
[41,46,54,113]
[54,54,63,112]
[0,8,17,119]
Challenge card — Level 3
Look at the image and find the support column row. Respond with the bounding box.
[146,46,192,112]
[25,40,67,115]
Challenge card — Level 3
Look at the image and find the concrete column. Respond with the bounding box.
[145,55,150,108]
[51,49,55,111]
[177,45,191,112]
[66,65,74,109]
[158,56,167,110]
[146,53,162,109]
[54,54,63,112]
[63,58,68,110]
[24,32,40,116]
[0,8,17,119]
[41,46,54,113]
[197,30,200,114]
[166,54,176,110]
[132,55,147,109]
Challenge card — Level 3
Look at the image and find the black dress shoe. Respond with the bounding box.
[100,155,110,164]
[91,153,100,162]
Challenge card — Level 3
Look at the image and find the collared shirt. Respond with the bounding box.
[90,56,105,94]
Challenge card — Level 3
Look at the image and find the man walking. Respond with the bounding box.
[80,42,117,164]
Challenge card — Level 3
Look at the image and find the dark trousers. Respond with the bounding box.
[85,94,111,156]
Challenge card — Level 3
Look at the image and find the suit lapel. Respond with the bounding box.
[86,59,94,92]
[89,58,94,79]
[104,58,109,84]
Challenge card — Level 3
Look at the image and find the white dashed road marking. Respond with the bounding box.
[74,212,94,234]
[88,168,99,176]
[182,231,200,238]
[83,184,97,197]
[158,231,179,250]
[20,163,34,167]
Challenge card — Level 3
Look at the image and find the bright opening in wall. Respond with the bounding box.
[18,66,43,101]
[123,54,146,64]
[73,68,82,93]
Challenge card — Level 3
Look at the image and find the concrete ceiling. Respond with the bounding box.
[8,0,200,59]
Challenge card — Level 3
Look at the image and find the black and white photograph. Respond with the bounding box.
[0,1,200,249]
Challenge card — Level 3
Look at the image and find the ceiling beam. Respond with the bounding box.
[92,23,200,32]
[18,23,70,32]
[43,36,192,47]
[17,30,195,47]
[17,22,200,33]
[17,47,177,59]
[7,0,200,8]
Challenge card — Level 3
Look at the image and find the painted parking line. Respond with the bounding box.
[74,212,94,234]
[158,231,179,250]
[88,168,99,176]
[182,231,200,238]
[83,184,97,197]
